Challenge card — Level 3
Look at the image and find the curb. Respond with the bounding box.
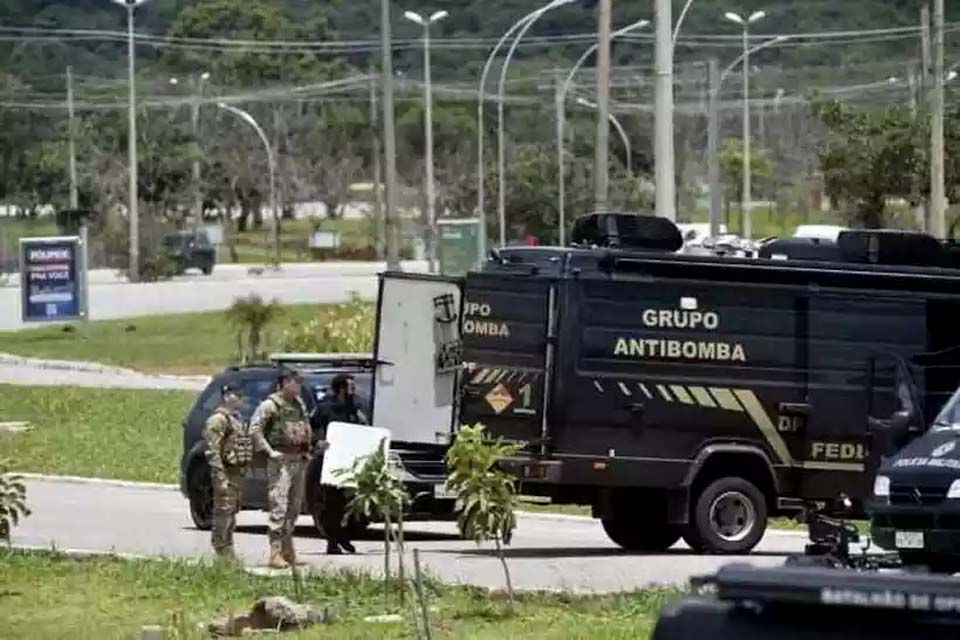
[18,473,179,492]
[10,543,150,561]
[0,352,210,385]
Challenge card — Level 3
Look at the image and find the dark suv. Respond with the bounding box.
[162,230,216,275]
[179,354,452,537]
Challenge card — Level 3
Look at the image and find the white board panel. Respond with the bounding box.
[320,422,391,487]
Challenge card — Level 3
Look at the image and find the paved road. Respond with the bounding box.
[1,261,428,331]
[14,477,806,593]
[0,354,206,390]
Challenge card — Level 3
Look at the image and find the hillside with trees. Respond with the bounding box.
[0,0,958,264]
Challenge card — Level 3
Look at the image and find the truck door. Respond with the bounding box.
[371,273,464,445]
[801,293,926,500]
[459,273,556,450]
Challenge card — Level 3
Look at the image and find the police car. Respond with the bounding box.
[871,382,960,573]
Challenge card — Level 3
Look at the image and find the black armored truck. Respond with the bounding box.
[368,213,960,554]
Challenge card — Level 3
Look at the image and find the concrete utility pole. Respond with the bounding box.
[920,5,932,231]
[707,59,721,237]
[381,0,401,270]
[66,66,78,210]
[593,0,612,211]
[931,0,946,238]
[114,0,152,282]
[369,73,385,260]
[654,0,676,221]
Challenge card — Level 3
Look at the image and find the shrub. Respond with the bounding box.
[280,294,374,354]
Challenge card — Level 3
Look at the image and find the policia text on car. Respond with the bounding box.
[373,213,960,555]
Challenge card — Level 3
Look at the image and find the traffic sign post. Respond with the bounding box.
[437,218,481,276]
[20,235,88,324]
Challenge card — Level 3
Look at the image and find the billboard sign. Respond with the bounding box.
[20,236,87,323]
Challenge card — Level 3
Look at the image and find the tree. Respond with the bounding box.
[719,137,775,227]
[0,459,29,545]
[335,440,412,605]
[286,103,367,220]
[445,424,522,613]
[811,99,922,229]
[224,294,283,363]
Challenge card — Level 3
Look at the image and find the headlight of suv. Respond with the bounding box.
[947,479,960,499]
[873,475,891,498]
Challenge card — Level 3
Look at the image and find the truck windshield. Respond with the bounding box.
[933,389,960,430]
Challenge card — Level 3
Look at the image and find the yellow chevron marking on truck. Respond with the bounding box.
[688,386,717,408]
[618,382,633,397]
[670,385,694,405]
[709,388,743,412]
[656,384,673,402]
[734,389,794,466]
[470,368,487,384]
[638,383,654,399]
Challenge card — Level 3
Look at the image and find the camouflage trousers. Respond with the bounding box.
[211,467,244,555]
[267,454,308,551]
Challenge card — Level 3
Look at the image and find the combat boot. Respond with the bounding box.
[268,542,290,569]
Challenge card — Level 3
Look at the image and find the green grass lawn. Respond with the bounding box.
[0,305,331,375]
[0,385,192,483]
[0,550,681,640]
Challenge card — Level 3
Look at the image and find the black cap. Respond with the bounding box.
[221,383,243,397]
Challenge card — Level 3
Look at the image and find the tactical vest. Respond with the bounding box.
[219,410,254,467]
[264,394,312,453]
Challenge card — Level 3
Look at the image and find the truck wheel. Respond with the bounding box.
[188,463,213,531]
[601,516,680,552]
[689,477,767,554]
[202,262,214,276]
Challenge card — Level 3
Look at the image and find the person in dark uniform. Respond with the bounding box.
[318,373,367,555]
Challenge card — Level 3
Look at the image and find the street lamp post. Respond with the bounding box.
[724,9,767,240]
[477,15,543,263]
[495,0,574,248]
[556,19,648,245]
[114,0,152,282]
[217,103,279,266]
[404,10,448,273]
[708,34,785,238]
[576,97,631,174]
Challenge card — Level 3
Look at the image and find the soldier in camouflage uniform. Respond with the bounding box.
[250,368,327,569]
[203,383,253,561]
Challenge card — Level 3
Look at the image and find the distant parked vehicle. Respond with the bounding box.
[161,230,216,275]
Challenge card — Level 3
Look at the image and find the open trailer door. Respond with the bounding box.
[371,272,464,445]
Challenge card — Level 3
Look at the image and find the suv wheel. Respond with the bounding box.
[201,262,214,276]
[688,477,767,554]
[188,462,213,531]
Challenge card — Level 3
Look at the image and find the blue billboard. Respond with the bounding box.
[20,236,86,323]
